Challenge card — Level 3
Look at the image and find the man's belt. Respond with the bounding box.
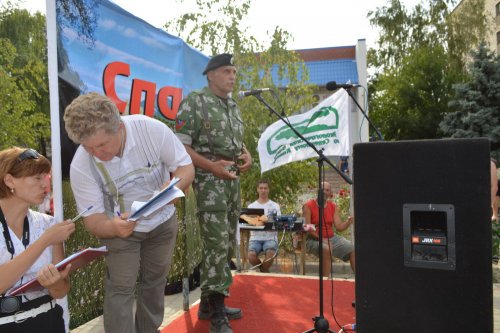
[199,152,236,162]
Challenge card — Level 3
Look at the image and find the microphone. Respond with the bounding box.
[325,81,359,91]
[238,88,271,98]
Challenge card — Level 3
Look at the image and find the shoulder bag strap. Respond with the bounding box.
[197,93,215,155]
[88,155,117,217]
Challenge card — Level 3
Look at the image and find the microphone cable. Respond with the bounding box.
[338,323,356,332]
[322,198,344,331]
[325,204,357,332]
[322,170,355,331]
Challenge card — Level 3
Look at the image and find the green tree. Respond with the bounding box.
[370,44,455,140]
[440,43,500,159]
[166,0,317,211]
[0,2,50,151]
[368,0,488,140]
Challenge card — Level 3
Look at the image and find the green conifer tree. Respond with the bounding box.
[440,43,500,160]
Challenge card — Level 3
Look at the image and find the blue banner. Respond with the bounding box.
[56,0,208,121]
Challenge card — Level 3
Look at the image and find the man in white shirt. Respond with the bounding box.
[64,92,194,333]
[247,179,281,272]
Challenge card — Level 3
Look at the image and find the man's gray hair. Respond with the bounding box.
[64,92,121,143]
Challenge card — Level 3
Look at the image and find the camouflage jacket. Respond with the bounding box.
[175,87,244,159]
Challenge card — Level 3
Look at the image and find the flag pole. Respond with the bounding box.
[46,2,69,331]
[46,0,63,222]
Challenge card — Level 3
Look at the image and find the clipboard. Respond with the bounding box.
[129,177,182,221]
[6,246,108,296]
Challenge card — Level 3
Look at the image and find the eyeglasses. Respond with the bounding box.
[17,149,41,162]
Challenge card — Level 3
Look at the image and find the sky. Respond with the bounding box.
[13,0,423,52]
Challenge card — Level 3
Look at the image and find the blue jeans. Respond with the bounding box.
[248,240,278,254]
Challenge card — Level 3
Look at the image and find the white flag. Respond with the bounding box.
[258,89,350,173]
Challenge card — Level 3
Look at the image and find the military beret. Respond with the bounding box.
[202,53,235,75]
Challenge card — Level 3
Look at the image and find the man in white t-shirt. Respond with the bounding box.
[247,179,281,272]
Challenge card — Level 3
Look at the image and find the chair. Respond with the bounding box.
[292,231,307,275]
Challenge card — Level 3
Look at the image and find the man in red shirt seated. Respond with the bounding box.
[302,181,355,277]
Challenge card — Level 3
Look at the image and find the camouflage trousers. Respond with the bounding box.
[194,170,240,298]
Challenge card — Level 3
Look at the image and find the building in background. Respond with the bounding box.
[269,41,368,184]
[453,0,498,54]
[491,0,500,54]
[272,40,370,154]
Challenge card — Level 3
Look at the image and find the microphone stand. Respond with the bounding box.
[343,87,384,141]
[253,93,352,333]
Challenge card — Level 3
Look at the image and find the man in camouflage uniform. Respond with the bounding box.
[175,54,252,333]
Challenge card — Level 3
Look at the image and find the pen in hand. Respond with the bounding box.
[71,206,93,223]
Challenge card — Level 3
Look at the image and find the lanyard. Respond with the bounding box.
[0,208,30,260]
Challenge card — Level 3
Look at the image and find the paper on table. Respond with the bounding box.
[128,177,184,221]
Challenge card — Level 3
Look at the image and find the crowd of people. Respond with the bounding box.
[0,54,356,333]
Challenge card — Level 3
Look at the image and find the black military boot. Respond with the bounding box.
[208,293,233,333]
[198,296,242,320]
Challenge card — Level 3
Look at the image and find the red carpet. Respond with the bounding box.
[162,274,355,332]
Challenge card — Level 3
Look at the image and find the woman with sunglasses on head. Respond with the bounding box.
[0,147,75,333]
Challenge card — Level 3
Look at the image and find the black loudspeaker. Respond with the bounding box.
[353,138,492,333]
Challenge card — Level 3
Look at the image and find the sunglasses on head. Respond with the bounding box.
[17,149,41,162]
